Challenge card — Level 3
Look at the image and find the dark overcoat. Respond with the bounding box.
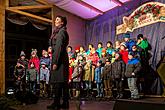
[49,26,69,83]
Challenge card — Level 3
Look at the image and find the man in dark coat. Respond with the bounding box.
[47,16,69,110]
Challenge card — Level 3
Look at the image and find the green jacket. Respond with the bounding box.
[137,40,149,51]
[137,39,149,57]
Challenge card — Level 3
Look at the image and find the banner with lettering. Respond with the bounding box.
[116,2,165,35]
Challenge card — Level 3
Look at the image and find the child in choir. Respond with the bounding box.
[102,57,113,98]
[17,51,29,82]
[86,43,94,55]
[87,47,99,66]
[119,42,128,64]
[40,50,51,70]
[67,46,75,82]
[124,33,136,52]
[72,59,83,98]
[106,41,114,57]
[78,46,86,57]
[26,62,38,94]
[14,61,26,91]
[96,42,103,58]
[115,40,121,52]
[94,60,104,97]
[28,49,40,72]
[83,60,95,97]
[99,48,107,66]
[111,53,125,99]
[74,46,80,59]
[17,51,28,69]
[131,45,141,60]
[125,52,141,100]
[40,62,50,97]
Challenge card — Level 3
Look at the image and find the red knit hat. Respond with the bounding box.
[75,46,80,51]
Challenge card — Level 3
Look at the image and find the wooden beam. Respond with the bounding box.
[52,6,55,28]
[6,0,9,7]
[0,0,6,94]
[6,8,52,23]
[35,0,49,5]
[112,0,123,6]
[74,0,103,14]
[7,5,52,10]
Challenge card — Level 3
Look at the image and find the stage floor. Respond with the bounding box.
[12,97,165,110]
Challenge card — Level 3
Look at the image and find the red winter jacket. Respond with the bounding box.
[119,50,128,64]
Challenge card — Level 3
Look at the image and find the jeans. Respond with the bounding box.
[127,78,139,99]
[85,81,92,90]
[96,83,103,97]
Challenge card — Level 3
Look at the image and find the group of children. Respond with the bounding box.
[14,47,52,97]
[13,33,149,100]
[68,33,149,100]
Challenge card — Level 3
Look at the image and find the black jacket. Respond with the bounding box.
[111,59,125,79]
[49,26,69,83]
[125,58,141,78]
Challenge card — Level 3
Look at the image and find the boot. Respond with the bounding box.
[47,103,60,110]
[61,101,69,109]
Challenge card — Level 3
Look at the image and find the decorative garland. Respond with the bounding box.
[116,2,165,35]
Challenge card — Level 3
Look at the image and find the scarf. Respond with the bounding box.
[50,25,66,40]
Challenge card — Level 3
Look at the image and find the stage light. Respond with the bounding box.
[6,87,15,97]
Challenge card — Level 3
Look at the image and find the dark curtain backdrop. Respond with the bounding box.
[85,0,165,94]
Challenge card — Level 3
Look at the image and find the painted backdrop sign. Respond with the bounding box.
[116,2,165,35]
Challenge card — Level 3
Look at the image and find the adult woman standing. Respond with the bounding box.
[47,16,69,110]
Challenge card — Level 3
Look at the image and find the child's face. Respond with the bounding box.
[67,47,72,53]
[128,54,133,60]
[88,45,92,50]
[21,56,25,60]
[48,47,52,52]
[115,41,120,46]
[107,43,111,48]
[120,45,125,50]
[101,52,106,57]
[75,49,79,53]
[115,54,120,59]
[106,61,110,65]
[97,62,101,67]
[98,44,102,48]
[32,54,36,57]
[41,64,46,68]
[132,46,137,51]
[124,37,129,42]
[87,61,91,65]
[80,47,84,52]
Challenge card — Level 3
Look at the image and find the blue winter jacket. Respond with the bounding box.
[95,67,103,83]
[125,39,136,52]
[125,58,141,78]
